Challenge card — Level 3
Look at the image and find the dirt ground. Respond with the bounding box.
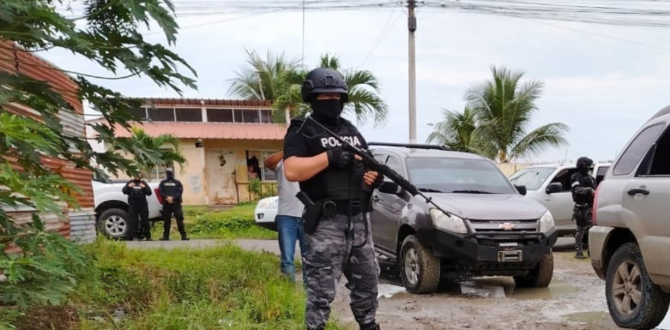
[331,238,622,330]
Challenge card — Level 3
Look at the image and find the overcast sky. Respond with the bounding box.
[39,1,670,164]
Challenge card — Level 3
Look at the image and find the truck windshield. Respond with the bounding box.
[405,157,517,194]
[508,167,556,190]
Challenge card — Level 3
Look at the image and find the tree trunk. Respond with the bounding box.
[284,107,291,127]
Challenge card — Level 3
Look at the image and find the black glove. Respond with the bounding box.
[327,147,354,169]
[372,173,385,188]
[353,161,366,176]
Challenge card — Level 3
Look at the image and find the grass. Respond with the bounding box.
[13,239,343,330]
[150,203,277,240]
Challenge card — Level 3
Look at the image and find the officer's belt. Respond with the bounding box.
[574,203,591,208]
[322,200,363,217]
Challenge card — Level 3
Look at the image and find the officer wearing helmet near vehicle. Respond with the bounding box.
[570,156,596,259]
[158,168,189,241]
[282,68,384,330]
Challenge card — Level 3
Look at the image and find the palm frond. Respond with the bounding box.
[462,65,568,162]
[319,54,341,70]
[510,123,569,162]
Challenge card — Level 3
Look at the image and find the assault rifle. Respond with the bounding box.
[297,115,453,217]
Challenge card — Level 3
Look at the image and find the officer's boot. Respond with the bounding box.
[181,233,189,241]
[159,236,169,241]
[360,322,380,330]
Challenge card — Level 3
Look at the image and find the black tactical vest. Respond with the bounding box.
[571,172,595,205]
[128,180,148,203]
[298,118,367,203]
[160,179,182,203]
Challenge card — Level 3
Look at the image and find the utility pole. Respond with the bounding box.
[407,0,417,144]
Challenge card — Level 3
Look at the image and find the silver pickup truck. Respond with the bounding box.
[509,162,611,237]
[92,178,164,239]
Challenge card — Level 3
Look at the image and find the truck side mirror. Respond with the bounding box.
[546,182,563,194]
[515,185,527,196]
[378,181,402,195]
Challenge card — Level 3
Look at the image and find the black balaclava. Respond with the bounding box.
[311,97,343,125]
[166,168,175,180]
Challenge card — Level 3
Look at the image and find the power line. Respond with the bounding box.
[513,16,670,53]
[142,9,286,36]
[423,0,670,28]
[357,3,404,67]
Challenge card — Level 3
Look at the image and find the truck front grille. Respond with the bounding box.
[467,219,539,233]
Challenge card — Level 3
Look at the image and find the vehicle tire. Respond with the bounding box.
[605,242,670,329]
[97,208,128,240]
[514,252,553,288]
[398,235,440,294]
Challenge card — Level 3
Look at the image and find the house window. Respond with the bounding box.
[245,150,278,181]
[207,108,233,122]
[234,109,262,123]
[260,110,273,123]
[148,107,175,122]
[175,108,202,122]
[142,161,174,181]
[129,107,147,119]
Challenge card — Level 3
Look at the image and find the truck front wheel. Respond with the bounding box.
[97,208,128,240]
[514,252,554,288]
[398,235,441,294]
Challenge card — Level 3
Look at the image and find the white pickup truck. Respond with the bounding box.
[508,162,611,237]
[92,178,164,239]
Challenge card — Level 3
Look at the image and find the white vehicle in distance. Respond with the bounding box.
[254,196,278,231]
[508,162,611,237]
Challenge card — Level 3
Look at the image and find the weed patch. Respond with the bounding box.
[13,239,343,330]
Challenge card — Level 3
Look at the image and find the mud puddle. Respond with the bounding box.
[563,311,619,328]
[378,284,406,298]
[563,305,670,330]
[459,277,579,300]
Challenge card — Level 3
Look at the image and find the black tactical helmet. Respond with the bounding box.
[576,157,594,169]
[301,68,349,103]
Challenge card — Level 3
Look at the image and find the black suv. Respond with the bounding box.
[368,143,559,294]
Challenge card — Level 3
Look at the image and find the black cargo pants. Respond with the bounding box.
[162,202,186,238]
[128,202,150,240]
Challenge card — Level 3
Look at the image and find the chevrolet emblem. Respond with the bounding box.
[499,223,516,231]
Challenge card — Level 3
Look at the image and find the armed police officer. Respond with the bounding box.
[571,157,596,259]
[283,68,384,330]
[122,173,153,241]
[158,168,189,241]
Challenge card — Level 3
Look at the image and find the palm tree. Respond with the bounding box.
[120,127,187,176]
[426,107,478,152]
[317,54,388,127]
[465,66,569,163]
[225,49,304,124]
[226,50,388,127]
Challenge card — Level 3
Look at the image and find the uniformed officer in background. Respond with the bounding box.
[158,168,189,241]
[571,157,596,259]
[122,173,153,241]
[283,67,384,330]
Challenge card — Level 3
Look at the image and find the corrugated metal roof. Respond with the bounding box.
[111,122,288,140]
[133,98,272,108]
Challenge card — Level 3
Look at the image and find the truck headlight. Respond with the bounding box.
[539,210,555,233]
[429,209,468,234]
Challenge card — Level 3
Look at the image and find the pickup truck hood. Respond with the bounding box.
[424,193,547,220]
